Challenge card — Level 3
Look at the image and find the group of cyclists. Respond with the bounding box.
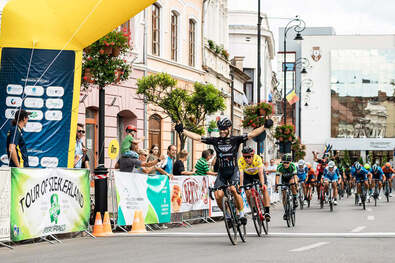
[175,117,395,243]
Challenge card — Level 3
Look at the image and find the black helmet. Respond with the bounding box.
[281,154,292,163]
[242,146,254,155]
[217,117,232,130]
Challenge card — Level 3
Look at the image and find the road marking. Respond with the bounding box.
[290,242,329,252]
[367,208,372,212]
[351,226,366,233]
[368,216,375,221]
[111,232,395,238]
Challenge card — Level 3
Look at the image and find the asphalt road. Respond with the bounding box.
[1,193,395,263]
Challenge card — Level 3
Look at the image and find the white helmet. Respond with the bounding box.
[328,161,335,168]
[298,160,305,167]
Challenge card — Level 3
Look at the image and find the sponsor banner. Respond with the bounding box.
[114,171,170,226]
[10,168,90,241]
[208,176,222,217]
[0,168,10,241]
[0,48,77,168]
[170,176,209,213]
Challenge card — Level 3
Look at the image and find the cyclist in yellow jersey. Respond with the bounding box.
[239,146,271,221]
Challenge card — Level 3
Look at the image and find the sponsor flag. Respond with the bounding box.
[286,88,299,105]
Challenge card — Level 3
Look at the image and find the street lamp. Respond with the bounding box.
[294,57,311,136]
[282,16,306,125]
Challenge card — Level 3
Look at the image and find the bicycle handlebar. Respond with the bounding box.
[209,182,240,200]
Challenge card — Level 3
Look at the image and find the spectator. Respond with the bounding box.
[173,150,195,176]
[147,144,160,162]
[156,145,176,179]
[7,109,30,167]
[135,149,157,174]
[120,125,144,158]
[115,145,163,173]
[74,123,88,168]
[195,150,217,176]
[266,159,278,203]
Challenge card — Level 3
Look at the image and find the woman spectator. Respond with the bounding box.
[136,149,157,174]
[173,150,195,176]
[148,144,160,162]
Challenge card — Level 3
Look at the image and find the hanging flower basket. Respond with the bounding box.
[274,124,296,143]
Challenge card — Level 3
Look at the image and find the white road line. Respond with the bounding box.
[368,216,375,221]
[351,226,366,233]
[367,208,373,212]
[290,242,329,252]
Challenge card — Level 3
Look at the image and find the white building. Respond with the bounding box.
[301,35,395,163]
[228,10,277,161]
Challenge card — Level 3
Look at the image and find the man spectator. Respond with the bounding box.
[195,150,217,176]
[74,123,88,168]
[267,159,278,203]
[7,109,30,167]
[156,145,176,178]
[173,150,194,176]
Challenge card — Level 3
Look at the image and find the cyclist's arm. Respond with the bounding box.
[258,167,265,186]
[8,144,20,168]
[247,125,266,139]
[183,130,202,142]
[239,170,244,187]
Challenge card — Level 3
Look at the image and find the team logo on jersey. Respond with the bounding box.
[218,144,232,152]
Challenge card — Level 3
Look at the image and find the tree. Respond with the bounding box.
[137,73,226,149]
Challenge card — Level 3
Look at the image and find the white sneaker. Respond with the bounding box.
[378,195,382,200]
[334,200,338,206]
[390,193,393,197]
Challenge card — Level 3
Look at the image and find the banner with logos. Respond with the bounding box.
[170,176,209,213]
[113,171,171,226]
[0,48,79,168]
[0,168,10,241]
[10,168,90,241]
[208,176,222,217]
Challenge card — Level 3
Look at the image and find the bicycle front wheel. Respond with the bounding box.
[257,194,269,235]
[222,197,237,245]
[250,196,262,237]
[291,207,296,227]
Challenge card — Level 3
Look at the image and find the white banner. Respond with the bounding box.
[208,176,222,217]
[170,176,209,213]
[0,168,10,241]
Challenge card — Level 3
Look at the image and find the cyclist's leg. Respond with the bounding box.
[290,176,298,207]
[332,181,338,200]
[213,174,227,211]
[214,190,225,211]
[229,168,246,223]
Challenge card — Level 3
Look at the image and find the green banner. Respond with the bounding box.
[11,168,90,241]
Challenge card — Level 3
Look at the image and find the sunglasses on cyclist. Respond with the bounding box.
[243,155,253,159]
[282,161,290,164]
[77,130,85,134]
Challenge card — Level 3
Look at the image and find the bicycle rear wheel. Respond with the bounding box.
[250,196,262,237]
[222,197,237,245]
[257,194,269,235]
[284,201,291,228]
[291,207,296,227]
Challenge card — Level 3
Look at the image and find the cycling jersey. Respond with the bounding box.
[351,167,369,182]
[382,166,394,179]
[370,167,384,181]
[323,167,340,181]
[238,154,263,175]
[296,166,308,182]
[306,168,316,182]
[277,163,297,184]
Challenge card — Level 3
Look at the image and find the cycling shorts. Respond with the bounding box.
[324,174,338,182]
[297,174,307,182]
[243,173,267,186]
[280,174,294,185]
[372,174,384,181]
[214,167,239,188]
[385,174,393,180]
[355,175,368,183]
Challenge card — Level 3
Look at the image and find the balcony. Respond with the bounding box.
[203,46,230,81]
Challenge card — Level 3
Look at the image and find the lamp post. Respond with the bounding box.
[257,0,262,155]
[294,57,311,137]
[283,16,305,125]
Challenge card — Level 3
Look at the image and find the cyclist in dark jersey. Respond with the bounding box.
[176,117,272,224]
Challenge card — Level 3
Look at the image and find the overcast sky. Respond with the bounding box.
[229,0,395,45]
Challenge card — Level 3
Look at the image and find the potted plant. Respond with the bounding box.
[208,39,215,50]
[274,124,296,153]
[242,102,273,142]
[221,49,229,60]
[292,138,306,161]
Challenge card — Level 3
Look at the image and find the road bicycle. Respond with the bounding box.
[317,181,325,209]
[383,179,390,203]
[305,180,315,208]
[277,183,296,228]
[209,182,246,245]
[325,180,335,212]
[298,181,305,210]
[355,181,367,210]
[372,178,381,207]
[240,180,269,237]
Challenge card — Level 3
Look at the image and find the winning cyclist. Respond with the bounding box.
[296,160,308,204]
[238,146,271,221]
[176,117,273,225]
[351,162,369,205]
[275,154,299,218]
[370,164,385,199]
[323,161,340,205]
[382,162,394,197]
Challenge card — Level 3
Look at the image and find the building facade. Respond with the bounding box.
[301,34,395,163]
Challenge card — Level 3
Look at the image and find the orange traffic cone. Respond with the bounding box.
[102,211,113,236]
[92,212,105,237]
[129,210,147,233]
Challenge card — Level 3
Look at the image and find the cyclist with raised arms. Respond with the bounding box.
[176,117,272,225]
[382,162,394,197]
[370,164,386,199]
[238,146,271,221]
[323,161,340,205]
[296,159,308,204]
[351,162,369,205]
[275,154,299,218]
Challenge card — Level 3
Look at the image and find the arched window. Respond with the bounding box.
[152,4,160,56]
[149,114,162,153]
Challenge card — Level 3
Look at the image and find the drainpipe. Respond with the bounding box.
[202,0,207,68]
[143,8,148,149]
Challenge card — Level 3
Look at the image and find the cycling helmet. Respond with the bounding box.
[372,164,379,173]
[242,146,254,155]
[306,163,312,169]
[297,160,305,167]
[126,125,137,132]
[323,153,329,158]
[385,162,391,168]
[217,117,232,130]
[364,163,371,170]
[328,161,335,168]
[354,162,362,170]
[281,154,292,163]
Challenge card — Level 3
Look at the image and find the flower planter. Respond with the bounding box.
[112,47,121,57]
[253,130,266,143]
[279,142,292,154]
[104,46,112,55]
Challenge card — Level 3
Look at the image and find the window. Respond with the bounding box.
[171,12,178,61]
[188,19,196,67]
[243,68,255,104]
[149,114,162,154]
[152,4,160,56]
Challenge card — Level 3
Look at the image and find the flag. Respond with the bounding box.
[286,88,299,105]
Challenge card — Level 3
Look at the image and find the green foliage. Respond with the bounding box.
[208,120,217,132]
[137,73,226,149]
[342,150,352,167]
[382,155,388,166]
[358,156,364,165]
[242,102,273,129]
[274,124,296,143]
[81,30,131,88]
[208,40,215,49]
[292,138,306,161]
[207,40,229,61]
